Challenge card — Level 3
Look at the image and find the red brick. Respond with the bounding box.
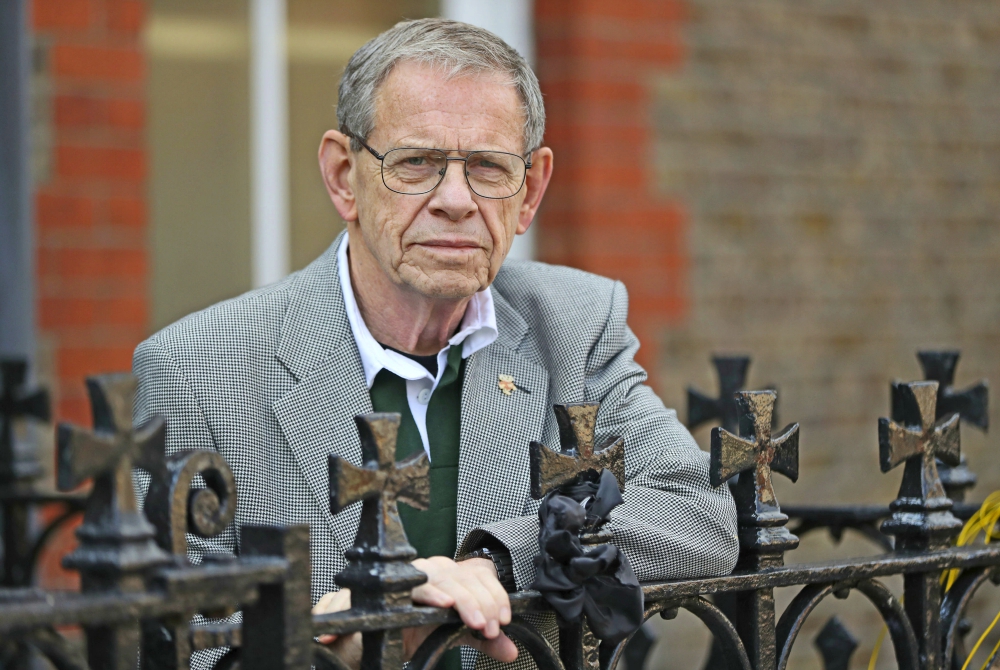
[107,0,145,34]
[52,44,144,82]
[36,193,94,228]
[106,98,144,128]
[98,297,147,326]
[536,0,684,22]
[56,393,91,426]
[57,345,135,379]
[538,36,682,64]
[54,96,145,130]
[35,510,81,591]
[56,145,146,182]
[38,247,147,279]
[54,95,105,127]
[536,0,691,387]
[39,297,97,328]
[107,196,145,227]
[540,80,645,103]
[554,165,647,189]
[40,297,145,328]
[33,0,92,30]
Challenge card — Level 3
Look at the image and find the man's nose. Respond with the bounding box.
[429,159,477,221]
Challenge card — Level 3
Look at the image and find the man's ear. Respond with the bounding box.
[319,130,358,223]
[516,147,554,235]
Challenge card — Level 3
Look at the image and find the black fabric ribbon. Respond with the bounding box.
[530,469,644,647]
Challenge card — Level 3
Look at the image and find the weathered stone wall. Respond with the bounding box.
[655,0,1000,507]
[645,1,1000,666]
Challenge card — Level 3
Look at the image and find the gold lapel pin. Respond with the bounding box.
[498,374,516,395]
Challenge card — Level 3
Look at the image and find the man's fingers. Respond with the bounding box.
[313,588,352,614]
[313,589,353,646]
[476,570,512,626]
[459,577,501,637]
[411,556,511,639]
[313,592,337,614]
[412,583,456,609]
[464,631,519,663]
[436,579,488,632]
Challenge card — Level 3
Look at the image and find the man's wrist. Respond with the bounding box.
[460,546,516,592]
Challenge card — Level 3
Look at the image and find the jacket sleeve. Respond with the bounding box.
[460,281,739,588]
[133,334,238,563]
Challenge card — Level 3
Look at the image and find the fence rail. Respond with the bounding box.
[0,350,995,670]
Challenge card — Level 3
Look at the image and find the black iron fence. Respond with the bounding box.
[0,350,995,670]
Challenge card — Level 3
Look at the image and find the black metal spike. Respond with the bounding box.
[814,616,857,670]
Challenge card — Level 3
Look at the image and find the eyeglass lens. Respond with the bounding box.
[381,148,526,198]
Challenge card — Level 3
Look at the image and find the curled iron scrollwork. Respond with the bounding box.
[143,449,238,557]
[600,597,751,670]
[775,579,918,670]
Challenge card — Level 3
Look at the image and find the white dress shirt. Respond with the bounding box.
[337,235,498,457]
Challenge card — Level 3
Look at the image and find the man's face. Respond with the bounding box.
[339,61,539,300]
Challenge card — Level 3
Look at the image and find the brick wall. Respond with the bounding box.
[534,0,688,386]
[653,0,1000,509]
[32,0,148,590]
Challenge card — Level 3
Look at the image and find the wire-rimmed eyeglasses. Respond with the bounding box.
[349,133,532,200]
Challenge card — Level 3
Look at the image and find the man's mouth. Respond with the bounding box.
[414,239,482,251]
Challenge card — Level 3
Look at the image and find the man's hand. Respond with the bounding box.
[312,589,362,667]
[312,557,517,667]
[408,556,517,663]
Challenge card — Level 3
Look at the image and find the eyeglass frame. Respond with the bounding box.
[347,132,533,200]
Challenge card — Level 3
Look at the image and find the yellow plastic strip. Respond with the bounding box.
[868,625,888,670]
[980,635,1000,670]
[962,609,1000,670]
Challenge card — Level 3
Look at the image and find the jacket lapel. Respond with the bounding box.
[273,233,369,552]
[457,291,550,539]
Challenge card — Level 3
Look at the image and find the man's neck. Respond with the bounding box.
[347,231,472,357]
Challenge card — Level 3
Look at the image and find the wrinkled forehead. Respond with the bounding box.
[371,60,527,152]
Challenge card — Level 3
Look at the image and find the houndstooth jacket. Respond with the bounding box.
[133,232,739,669]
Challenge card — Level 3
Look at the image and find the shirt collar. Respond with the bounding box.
[337,234,498,389]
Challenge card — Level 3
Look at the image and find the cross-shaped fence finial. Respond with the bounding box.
[0,358,49,484]
[57,374,171,589]
[329,413,430,561]
[879,381,962,549]
[711,390,799,567]
[916,350,988,430]
[687,356,751,434]
[529,403,625,500]
[914,350,987,501]
[328,413,431,670]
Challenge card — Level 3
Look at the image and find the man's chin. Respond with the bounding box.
[398,267,490,301]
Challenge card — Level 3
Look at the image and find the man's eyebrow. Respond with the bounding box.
[385,134,517,153]
[391,142,517,153]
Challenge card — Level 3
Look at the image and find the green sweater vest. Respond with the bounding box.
[368,344,465,560]
[369,346,465,670]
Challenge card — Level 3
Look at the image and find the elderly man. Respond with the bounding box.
[134,17,737,670]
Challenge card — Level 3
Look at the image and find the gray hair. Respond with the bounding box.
[337,18,545,154]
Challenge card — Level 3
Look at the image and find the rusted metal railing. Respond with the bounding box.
[0,350,995,670]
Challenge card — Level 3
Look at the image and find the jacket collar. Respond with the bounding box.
[275,231,354,382]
